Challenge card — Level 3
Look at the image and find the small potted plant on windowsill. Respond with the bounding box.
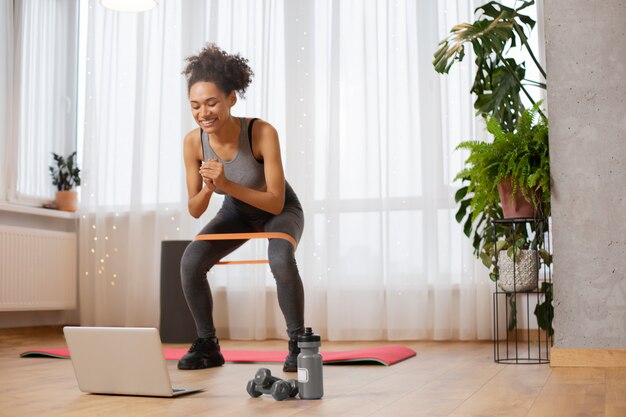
[49,151,81,212]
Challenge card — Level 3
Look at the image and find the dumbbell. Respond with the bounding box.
[246,368,299,401]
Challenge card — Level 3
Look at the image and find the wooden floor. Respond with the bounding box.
[1,327,624,417]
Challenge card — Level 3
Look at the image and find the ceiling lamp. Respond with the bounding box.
[100,0,158,13]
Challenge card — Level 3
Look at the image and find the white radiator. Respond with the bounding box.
[0,225,77,311]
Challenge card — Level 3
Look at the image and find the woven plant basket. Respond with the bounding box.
[497,249,538,292]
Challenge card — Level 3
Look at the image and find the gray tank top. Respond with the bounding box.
[201,117,266,195]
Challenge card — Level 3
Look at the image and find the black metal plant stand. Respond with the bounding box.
[492,218,552,364]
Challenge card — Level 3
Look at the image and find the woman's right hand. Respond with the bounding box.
[184,128,213,218]
[199,160,217,191]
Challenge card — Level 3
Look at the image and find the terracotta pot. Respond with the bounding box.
[497,178,540,219]
[55,190,78,212]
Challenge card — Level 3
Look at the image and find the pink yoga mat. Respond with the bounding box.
[21,345,416,366]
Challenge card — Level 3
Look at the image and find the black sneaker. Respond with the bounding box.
[283,338,300,372]
[177,337,225,370]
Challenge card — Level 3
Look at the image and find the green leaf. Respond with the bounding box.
[507,294,517,331]
[534,300,554,336]
[456,198,471,223]
[463,215,473,238]
[474,61,525,132]
[480,252,493,268]
[472,227,482,252]
[539,249,551,265]
[454,186,469,203]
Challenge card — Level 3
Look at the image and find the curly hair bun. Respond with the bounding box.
[182,43,254,97]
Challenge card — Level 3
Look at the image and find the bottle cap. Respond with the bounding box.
[298,327,320,343]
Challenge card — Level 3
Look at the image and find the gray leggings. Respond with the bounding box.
[180,187,305,340]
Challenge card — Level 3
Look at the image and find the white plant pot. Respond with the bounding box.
[497,249,538,292]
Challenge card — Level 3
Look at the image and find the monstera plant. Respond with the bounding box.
[433,0,546,132]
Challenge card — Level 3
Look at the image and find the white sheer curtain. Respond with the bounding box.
[78,0,186,327]
[5,0,79,203]
[78,0,495,340]
[284,0,492,340]
[0,1,12,200]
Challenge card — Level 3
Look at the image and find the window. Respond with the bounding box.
[7,0,79,203]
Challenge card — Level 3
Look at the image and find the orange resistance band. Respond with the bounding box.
[194,232,297,265]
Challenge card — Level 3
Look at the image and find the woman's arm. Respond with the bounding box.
[205,120,285,215]
[184,129,215,218]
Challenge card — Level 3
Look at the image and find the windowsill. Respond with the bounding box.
[0,202,78,219]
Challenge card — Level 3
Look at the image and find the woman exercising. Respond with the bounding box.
[177,44,305,372]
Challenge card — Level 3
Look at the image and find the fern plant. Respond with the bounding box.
[457,102,549,220]
[455,101,549,258]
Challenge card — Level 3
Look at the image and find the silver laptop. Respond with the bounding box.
[63,326,202,397]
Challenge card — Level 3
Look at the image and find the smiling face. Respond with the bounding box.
[189,81,237,133]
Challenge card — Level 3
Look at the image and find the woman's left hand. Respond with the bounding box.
[202,159,229,190]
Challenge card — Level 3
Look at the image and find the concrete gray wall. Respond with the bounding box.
[544,1,626,348]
